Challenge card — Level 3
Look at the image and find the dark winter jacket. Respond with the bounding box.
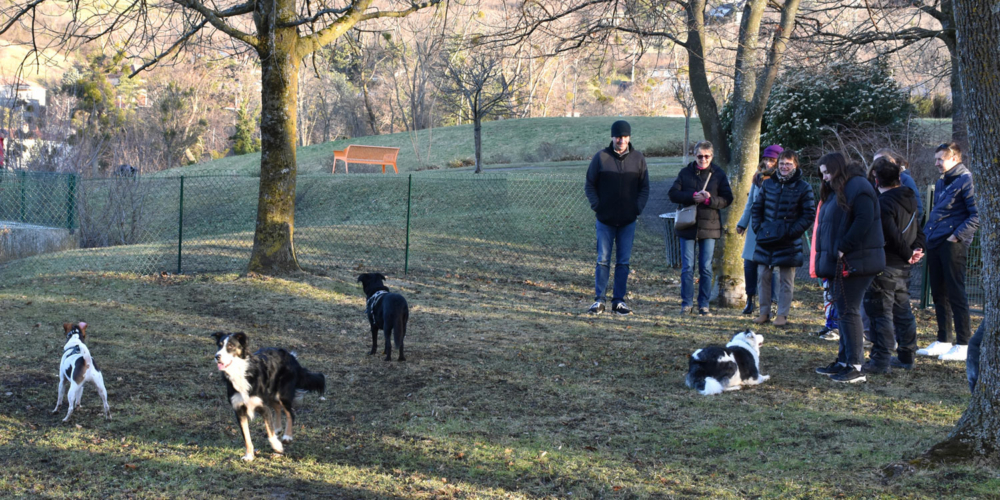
[668,162,734,240]
[923,163,979,250]
[814,175,885,278]
[878,186,926,269]
[750,167,816,268]
[585,142,651,227]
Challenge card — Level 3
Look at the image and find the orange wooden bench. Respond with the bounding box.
[332,145,400,174]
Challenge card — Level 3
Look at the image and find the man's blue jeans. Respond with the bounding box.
[679,237,716,309]
[968,321,984,393]
[595,220,636,304]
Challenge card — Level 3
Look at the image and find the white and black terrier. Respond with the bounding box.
[685,329,770,396]
[212,332,325,461]
[357,273,409,361]
[53,322,111,422]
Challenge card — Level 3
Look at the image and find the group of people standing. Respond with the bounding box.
[585,120,980,385]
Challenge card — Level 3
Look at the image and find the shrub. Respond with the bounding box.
[643,140,686,157]
[756,60,913,151]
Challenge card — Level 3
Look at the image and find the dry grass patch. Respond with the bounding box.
[0,263,993,498]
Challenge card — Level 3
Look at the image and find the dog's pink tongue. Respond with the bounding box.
[217,362,226,371]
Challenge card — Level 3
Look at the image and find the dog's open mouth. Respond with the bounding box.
[217,360,231,370]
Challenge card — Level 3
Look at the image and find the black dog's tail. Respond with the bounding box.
[297,369,326,395]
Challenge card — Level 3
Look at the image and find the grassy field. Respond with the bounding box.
[0,245,991,498]
[162,116,703,177]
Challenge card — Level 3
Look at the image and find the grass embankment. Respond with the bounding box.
[162,116,703,176]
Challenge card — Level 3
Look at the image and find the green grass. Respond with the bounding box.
[160,116,703,176]
[0,245,989,498]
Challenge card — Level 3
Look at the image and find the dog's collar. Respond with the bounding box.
[64,345,81,355]
[366,290,388,323]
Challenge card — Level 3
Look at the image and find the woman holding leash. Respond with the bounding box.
[811,152,885,383]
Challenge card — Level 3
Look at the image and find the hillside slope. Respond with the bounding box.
[163,116,704,176]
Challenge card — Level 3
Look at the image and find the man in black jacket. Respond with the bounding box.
[862,158,925,373]
[584,120,650,315]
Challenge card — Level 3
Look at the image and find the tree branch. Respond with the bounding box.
[171,0,259,48]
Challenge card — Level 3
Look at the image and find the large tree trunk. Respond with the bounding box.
[248,0,301,274]
[921,0,1000,464]
[683,0,730,166]
[715,0,800,308]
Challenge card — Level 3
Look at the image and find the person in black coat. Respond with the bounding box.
[750,150,815,326]
[668,140,733,316]
[812,152,885,384]
[861,158,926,374]
[584,120,650,315]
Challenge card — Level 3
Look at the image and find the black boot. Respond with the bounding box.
[742,295,756,315]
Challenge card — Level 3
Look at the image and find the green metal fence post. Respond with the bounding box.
[404,173,412,275]
[18,170,25,222]
[177,176,184,275]
[66,173,76,230]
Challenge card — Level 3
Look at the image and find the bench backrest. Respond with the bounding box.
[345,145,399,161]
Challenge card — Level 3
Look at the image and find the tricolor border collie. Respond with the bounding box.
[53,322,110,422]
[212,332,325,461]
[685,329,770,396]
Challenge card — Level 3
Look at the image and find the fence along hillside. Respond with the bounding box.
[0,170,983,311]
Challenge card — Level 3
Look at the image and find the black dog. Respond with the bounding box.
[357,273,409,361]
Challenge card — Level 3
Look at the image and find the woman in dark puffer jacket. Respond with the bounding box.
[750,150,815,326]
[811,152,885,384]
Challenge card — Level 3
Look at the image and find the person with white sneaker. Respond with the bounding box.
[585,120,650,316]
[811,153,885,384]
[917,142,979,361]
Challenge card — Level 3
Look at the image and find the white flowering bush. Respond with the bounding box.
[758,60,912,151]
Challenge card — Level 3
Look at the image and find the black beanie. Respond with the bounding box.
[611,120,631,138]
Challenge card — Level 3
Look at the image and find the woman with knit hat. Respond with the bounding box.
[735,144,783,315]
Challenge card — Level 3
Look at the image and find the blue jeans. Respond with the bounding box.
[679,237,716,309]
[595,220,636,304]
[968,321,984,393]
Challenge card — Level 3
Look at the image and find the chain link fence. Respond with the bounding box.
[0,170,984,311]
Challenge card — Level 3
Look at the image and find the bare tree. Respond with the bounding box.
[1,0,443,274]
[440,43,521,173]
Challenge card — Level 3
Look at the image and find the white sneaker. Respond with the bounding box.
[938,345,968,361]
[916,341,952,357]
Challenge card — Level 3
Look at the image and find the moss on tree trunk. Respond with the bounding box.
[248,3,301,274]
[918,0,1000,466]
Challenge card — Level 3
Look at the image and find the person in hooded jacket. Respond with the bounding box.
[812,152,885,384]
[585,120,650,315]
[861,158,926,374]
[668,140,733,316]
[750,150,815,327]
[916,142,979,361]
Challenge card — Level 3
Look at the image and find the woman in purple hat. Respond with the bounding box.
[735,144,783,315]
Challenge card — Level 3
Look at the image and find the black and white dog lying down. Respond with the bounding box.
[357,273,409,361]
[212,332,325,461]
[685,329,770,396]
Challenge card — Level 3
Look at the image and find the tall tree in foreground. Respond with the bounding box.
[919,0,1000,464]
[1,0,442,274]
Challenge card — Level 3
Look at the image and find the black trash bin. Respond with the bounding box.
[659,212,681,268]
